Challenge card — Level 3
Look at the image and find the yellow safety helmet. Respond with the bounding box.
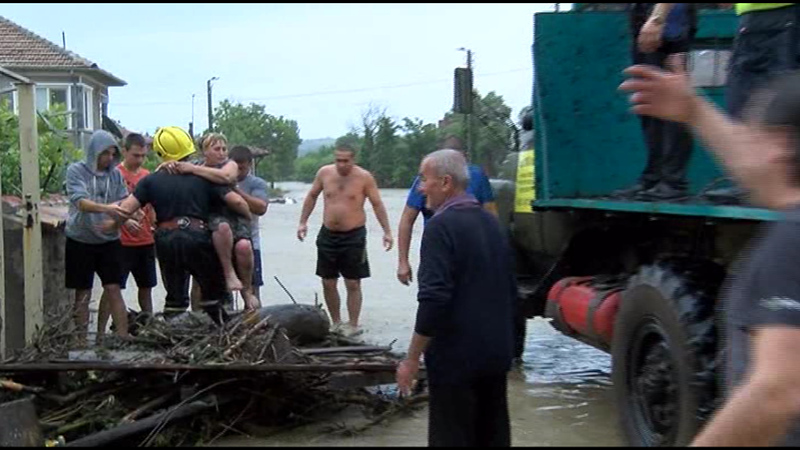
[153,126,196,162]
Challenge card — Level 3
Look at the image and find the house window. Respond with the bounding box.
[35,85,72,128]
[0,91,13,111]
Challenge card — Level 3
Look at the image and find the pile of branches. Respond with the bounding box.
[6,308,300,366]
[0,306,426,447]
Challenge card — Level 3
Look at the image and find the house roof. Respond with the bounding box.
[0,15,126,87]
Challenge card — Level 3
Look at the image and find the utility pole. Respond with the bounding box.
[466,49,473,158]
[457,48,474,157]
[207,77,218,133]
[190,93,195,138]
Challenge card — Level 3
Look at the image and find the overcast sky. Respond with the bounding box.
[3,3,564,139]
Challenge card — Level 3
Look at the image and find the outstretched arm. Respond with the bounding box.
[297,168,325,241]
[179,160,238,185]
[366,173,393,251]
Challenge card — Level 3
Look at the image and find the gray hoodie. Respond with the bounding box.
[65,130,129,244]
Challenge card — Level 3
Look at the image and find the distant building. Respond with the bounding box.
[0,15,126,148]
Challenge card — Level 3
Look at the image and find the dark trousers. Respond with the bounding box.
[727,4,800,119]
[632,46,694,189]
[154,228,228,322]
[428,373,511,447]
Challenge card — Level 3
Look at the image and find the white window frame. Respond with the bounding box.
[34,83,73,129]
[83,85,94,130]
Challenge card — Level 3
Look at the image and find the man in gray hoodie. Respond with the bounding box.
[65,130,132,343]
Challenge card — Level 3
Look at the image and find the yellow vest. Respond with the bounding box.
[736,3,794,15]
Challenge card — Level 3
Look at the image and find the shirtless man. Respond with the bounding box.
[297,144,393,334]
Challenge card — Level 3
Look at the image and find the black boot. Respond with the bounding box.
[635,181,689,202]
[611,181,657,199]
[703,185,747,205]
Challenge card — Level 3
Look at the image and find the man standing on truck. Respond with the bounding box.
[297,144,393,335]
[396,149,516,447]
[396,135,497,286]
[613,3,697,201]
[116,126,252,323]
[621,59,800,445]
[703,2,799,203]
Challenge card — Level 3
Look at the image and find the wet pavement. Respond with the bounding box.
[92,182,621,447]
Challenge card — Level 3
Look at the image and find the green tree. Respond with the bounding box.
[439,90,514,176]
[211,100,302,183]
[0,100,80,196]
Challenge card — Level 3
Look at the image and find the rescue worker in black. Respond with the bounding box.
[114,126,252,324]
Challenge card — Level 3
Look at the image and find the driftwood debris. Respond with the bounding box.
[0,303,426,447]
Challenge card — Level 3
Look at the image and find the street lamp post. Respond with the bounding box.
[207,77,219,133]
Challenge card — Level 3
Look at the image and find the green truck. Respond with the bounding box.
[492,5,780,447]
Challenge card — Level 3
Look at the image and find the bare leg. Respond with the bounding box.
[213,223,243,291]
[138,288,153,314]
[344,279,363,328]
[234,240,259,310]
[322,278,341,325]
[103,284,129,338]
[97,291,111,344]
[190,278,203,312]
[73,289,92,347]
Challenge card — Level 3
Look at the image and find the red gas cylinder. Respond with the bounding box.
[547,277,622,345]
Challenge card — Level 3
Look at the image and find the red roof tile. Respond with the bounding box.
[0,15,126,86]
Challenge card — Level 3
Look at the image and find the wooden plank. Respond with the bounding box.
[0,362,404,373]
[299,346,392,356]
[17,82,43,345]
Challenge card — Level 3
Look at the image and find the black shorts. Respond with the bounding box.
[253,247,264,287]
[65,237,123,290]
[315,226,370,280]
[120,244,158,289]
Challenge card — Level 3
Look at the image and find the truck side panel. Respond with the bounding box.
[532,11,737,201]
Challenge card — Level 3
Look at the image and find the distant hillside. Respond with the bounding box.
[298,138,336,156]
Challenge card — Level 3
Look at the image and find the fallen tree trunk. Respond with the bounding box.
[65,399,218,447]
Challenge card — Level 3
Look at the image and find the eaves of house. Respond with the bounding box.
[0,15,126,87]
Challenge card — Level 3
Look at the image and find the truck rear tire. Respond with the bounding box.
[612,258,723,447]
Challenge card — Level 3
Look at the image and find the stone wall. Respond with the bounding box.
[2,197,70,352]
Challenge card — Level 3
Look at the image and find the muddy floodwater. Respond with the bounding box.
[91,182,622,447]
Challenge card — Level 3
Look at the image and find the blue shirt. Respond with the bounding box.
[406,164,495,225]
[663,4,689,41]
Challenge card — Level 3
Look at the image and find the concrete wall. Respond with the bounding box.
[2,218,69,352]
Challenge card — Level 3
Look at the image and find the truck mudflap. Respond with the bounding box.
[545,276,626,348]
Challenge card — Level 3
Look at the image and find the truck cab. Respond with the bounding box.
[494,5,779,446]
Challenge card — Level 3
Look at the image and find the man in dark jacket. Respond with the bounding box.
[396,149,517,447]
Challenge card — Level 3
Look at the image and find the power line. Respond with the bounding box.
[111,67,530,108]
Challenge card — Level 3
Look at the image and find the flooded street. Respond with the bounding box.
[94,182,621,447]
